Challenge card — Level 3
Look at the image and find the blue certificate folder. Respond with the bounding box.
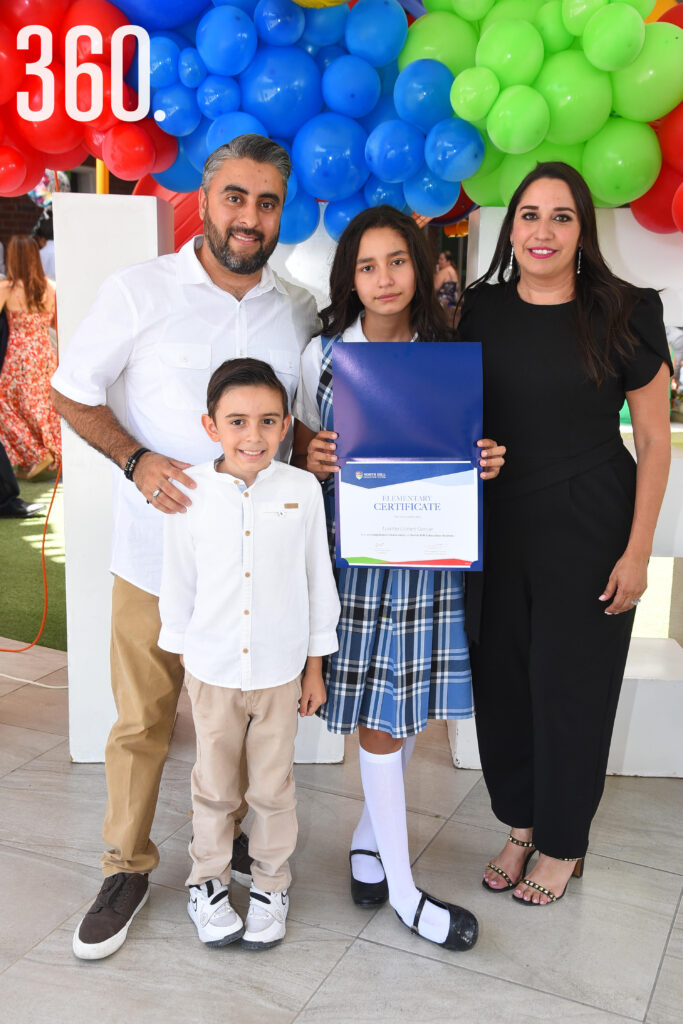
[332,342,483,571]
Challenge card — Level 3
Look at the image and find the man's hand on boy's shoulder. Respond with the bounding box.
[299,665,327,718]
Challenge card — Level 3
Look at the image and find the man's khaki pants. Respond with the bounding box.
[185,672,301,893]
[101,576,247,876]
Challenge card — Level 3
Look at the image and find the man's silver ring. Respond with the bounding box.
[152,488,161,499]
[631,598,641,606]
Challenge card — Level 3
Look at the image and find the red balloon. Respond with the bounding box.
[3,0,71,62]
[102,122,155,180]
[83,123,107,159]
[77,70,138,132]
[59,0,135,74]
[45,142,89,171]
[0,144,27,193]
[140,117,178,174]
[0,23,26,107]
[429,187,477,226]
[14,62,84,153]
[0,111,47,196]
[657,102,683,176]
[659,5,683,30]
[673,182,683,232]
[631,163,683,233]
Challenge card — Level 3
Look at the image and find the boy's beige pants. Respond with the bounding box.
[185,671,302,892]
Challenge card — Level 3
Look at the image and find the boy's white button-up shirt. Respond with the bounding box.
[51,236,319,596]
[158,460,340,690]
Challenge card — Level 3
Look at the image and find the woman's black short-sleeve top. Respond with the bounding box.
[458,283,671,496]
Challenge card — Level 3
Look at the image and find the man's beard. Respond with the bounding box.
[204,211,278,275]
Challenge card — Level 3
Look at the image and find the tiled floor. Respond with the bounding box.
[0,639,681,1024]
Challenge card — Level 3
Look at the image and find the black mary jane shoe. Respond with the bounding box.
[401,890,479,952]
[349,849,389,907]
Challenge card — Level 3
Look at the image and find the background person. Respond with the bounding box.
[434,250,459,323]
[458,162,672,906]
[0,235,60,478]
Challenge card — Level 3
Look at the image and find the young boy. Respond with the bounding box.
[158,358,340,950]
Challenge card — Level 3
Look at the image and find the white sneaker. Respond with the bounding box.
[242,886,289,950]
[187,879,244,947]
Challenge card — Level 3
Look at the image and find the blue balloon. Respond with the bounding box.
[153,139,203,192]
[394,60,455,135]
[153,84,202,137]
[292,112,369,201]
[271,136,291,154]
[279,189,320,244]
[363,174,405,209]
[425,118,484,183]
[324,191,368,241]
[345,0,408,68]
[150,36,180,89]
[380,61,398,97]
[302,5,349,47]
[359,92,396,134]
[322,55,380,118]
[240,46,322,138]
[403,165,461,217]
[254,0,305,46]
[197,7,258,76]
[298,39,318,58]
[115,0,208,32]
[179,48,207,89]
[206,111,267,152]
[177,14,209,44]
[213,0,258,11]
[365,119,424,183]
[184,117,214,172]
[315,44,347,73]
[284,167,298,206]
[197,75,241,120]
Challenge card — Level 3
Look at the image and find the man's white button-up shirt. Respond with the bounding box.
[52,237,319,595]
[158,460,340,690]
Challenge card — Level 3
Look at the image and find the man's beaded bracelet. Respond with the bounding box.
[123,447,150,481]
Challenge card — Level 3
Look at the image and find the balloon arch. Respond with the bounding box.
[1,0,682,240]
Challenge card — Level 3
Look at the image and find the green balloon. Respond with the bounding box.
[451,66,501,122]
[582,117,661,204]
[450,0,497,21]
[582,5,644,72]
[498,139,584,201]
[611,23,683,122]
[481,0,547,33]
[486,85,551,153]
[398,12,479,76]
[560,0,607,36]
[534,50,612,144]
[423,0,457,10]
[534,2,574,54]
[619,0,654,19]
[476,20,545,89]
[463,165,505,205]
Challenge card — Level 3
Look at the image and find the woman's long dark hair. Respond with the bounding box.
[320,205,455,341]
[7,235,49,313]
[464,162,641,384]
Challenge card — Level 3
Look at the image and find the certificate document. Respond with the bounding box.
[338,460,478,568]
[332,341,483,571]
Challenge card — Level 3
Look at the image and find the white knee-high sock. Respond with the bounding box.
[359,746,449,943]
[351,735,418,884]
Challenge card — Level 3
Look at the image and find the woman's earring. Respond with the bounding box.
[576,246,582,275]
[506,244,514,278]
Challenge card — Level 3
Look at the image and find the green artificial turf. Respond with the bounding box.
[0,473,66,651]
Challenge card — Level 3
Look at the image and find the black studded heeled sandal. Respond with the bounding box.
[349,849,389,907]
[482,834,536,894]
[512,856,584,906]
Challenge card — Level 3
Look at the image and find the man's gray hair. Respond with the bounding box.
[201,135,291,200]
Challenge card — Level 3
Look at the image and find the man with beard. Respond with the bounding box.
[50,136,318,961]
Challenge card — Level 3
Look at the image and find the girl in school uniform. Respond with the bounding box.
[293,206,505,952]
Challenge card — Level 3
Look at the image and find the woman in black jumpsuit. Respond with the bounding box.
[458,163,672,905]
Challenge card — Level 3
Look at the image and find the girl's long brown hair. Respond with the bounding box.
[462,162,642,384]
[6,235,49,313]
[320,205,455,342]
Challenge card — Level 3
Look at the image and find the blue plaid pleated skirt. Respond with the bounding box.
[316,333,473,738]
